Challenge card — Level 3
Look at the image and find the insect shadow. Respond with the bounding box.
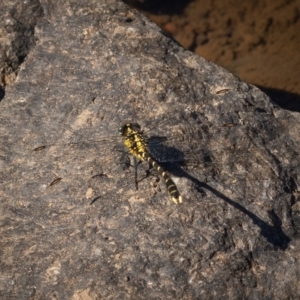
[151,140,291,251]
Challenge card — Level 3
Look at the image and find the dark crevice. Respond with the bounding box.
[1,0,44,86]
[123,0,193,15]
[0,86,5,102]
[257,85,300,112]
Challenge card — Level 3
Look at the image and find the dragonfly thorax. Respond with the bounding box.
[120,123,148,161]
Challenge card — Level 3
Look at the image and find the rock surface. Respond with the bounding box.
[126,0,300,112]
[0,0,300,299]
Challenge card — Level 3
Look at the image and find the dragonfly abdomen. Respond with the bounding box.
[143,152,182,204]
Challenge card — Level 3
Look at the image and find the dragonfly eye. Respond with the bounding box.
[118,125,126,136]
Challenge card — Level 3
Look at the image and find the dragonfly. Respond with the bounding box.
[31,111,294,205]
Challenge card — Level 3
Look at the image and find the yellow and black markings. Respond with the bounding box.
[119,123,182,204]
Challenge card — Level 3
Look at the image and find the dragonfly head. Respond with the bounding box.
[118,123,141,136]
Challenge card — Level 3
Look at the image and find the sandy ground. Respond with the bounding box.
[125,0,300,111]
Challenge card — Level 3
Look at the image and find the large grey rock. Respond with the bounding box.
[1,0,300,299]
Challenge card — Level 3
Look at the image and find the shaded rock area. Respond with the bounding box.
[0,0,43,96]
[125,0,300,112]
[0,0,300,299]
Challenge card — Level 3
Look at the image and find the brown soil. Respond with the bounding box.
[125,0,300,111]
